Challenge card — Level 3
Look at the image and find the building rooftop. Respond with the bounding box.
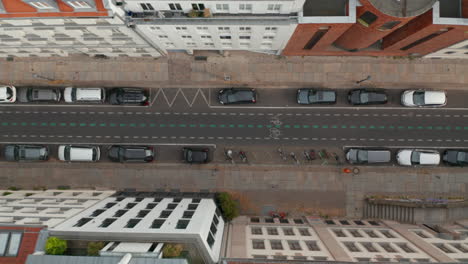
[26,255,189,264]
[0,0,110,18]
[0,226,43,264]
[303,0,348,17]
[368,0,437,17]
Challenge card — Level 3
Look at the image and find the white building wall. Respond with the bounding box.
[51,196,224,264]
[409,228,468,262]
[0,16,161,57]
[0,189,115,227]
[424,39,468,59]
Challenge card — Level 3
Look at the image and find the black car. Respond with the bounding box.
[108,88,149,105]
[218,88,256,105]
[348,89,387,105]
[443,150,468,166]
[108,145,154,163]
[4,145,49,162]
[297,89,336,104]
[183,148,209,164]
[18,88,61,103]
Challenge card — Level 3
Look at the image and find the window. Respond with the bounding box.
[354,220,365,225]
[414,230,429,238]
[140,3,154,11]
[401,28,452,51]
[325,220,335,225]
[196,26,208,31]
[379,21,401,31]
[212,215,219,225]
[265,27,278,32]
[294,219,304,224]
[333,229,346,237]
[433,243,454,253]
[380,230,395,238]
[201,35,211,39]
[220,36,231,39]
[288,240,302,250]
[267,4,281,11]
[192,198,201,203]
[99,218,116,227]
[239,36,251,40]
[239,4,252,11]
[204,43,214,46]
[137,210,150,218]
[273,255,287,260]
[305,241,320,251]
[299,228,311,236]
[183,210,194,218]
[282,228,294,236]
[253,255,268,259]
[264,218,274,223]
[74,218,92,227]
[158,35,168,39]
[167,203,178,209]
[159,210,172,218]
[169,3,182,10]
[251,227,262,235]
[175,27,187,31]
[361,242,378,252]
[358,11,378,27]
[192,3,205,10]
[176,219,190,229]
[216,4,229,11]
[125,219,141,228]
[263,36,274,40]
[368,220,379,226]
[218,27,230,32]
[344,242,360,252]
[91,209,105,217]
[188,203,198,210]
[252,239,265,249]
[210,222,217,235]
[293,256,307,260]
[125,203,137,209]
[379,243,397,253]
[105,202,116,208]
[365,230,379,238]
[146,203,157,209]
[67,1,90,8]
[151,219,165,228]
[339,220,350,225]
[0,233,22,257]
[349,229,363,237]
[207,233,215,248]
[270,240,283,250]
[267,228,279,235]
[445,51,456,54]
[30,1,54,9]
[239,27,251,32]
[397,243,416,253]
[181,35,192,39]
[451,243,468,253]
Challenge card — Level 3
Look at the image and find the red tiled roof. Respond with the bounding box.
[0,226,43,264]
[0,0,110,18]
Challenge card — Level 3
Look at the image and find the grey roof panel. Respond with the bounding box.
[26,255,189,264]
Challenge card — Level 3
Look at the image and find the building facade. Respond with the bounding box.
[425,39,468,59]
[225,216,468,263]
[121,0,303,55]
[50,191,225,264]
[0,0,161,57]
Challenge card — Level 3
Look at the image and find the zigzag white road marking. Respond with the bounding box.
[150,88,209,107]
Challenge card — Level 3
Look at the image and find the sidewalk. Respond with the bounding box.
[1,51,468,89]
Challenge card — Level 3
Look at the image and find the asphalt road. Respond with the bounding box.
[1,87,468,150]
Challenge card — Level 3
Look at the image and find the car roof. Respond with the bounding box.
[0,87,8,99]
[419,152,440,164]
[366,150,391,162]
[424,91,445,104]
[76,88,102,99]
[70,147,94,160]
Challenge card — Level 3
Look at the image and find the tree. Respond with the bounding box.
[162,244,183,258]
[217,192,239,221]
[87,241,105,256]
[45,237,67,255]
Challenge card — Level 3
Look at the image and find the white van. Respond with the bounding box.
[64,87,106,103]
[58,145,100,162]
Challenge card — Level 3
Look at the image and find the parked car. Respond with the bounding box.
[348,89,387,105]
[108,145,154,163]
[58,145,100,162]
[0,86,16,103]
[218,88,256,105]
[108,88,148,105]
[18,87,61,103]
[297,89,336,104]
[64,87,106,103]
[397,149,440,166]
[4,145,48,162]
[183,148,209,164]
[345,148,391,164]
[442,150,468,166]
[401,90,446,107]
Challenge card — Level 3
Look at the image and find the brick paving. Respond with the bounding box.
[1,51,468,89]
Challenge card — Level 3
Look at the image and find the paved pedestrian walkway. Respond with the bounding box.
[1,51,468,89]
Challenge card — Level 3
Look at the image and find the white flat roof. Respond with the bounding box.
[113,242,153,253]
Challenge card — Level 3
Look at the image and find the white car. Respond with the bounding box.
[397,149,440,166]
[58,145,100,162]
[64,87,105,103]
[0,86,16,103]
[401,90,446,107]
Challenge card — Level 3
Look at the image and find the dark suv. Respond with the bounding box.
[443,150,468,166]
[108,88,149,105]
[4,145,49,161]
[108,146,154,163]
[18,88,61,103]
[218,88,256,105]
[348,89,387,105]
[183,148,209,164]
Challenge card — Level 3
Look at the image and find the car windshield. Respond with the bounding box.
[410,151,421,164]
[413,91,425,105]
[357,150,368,162]
[458,152,468,162]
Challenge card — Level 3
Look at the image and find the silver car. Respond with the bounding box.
[18,88,61,103]
[346,148,391,164]
[4,145,49,162]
